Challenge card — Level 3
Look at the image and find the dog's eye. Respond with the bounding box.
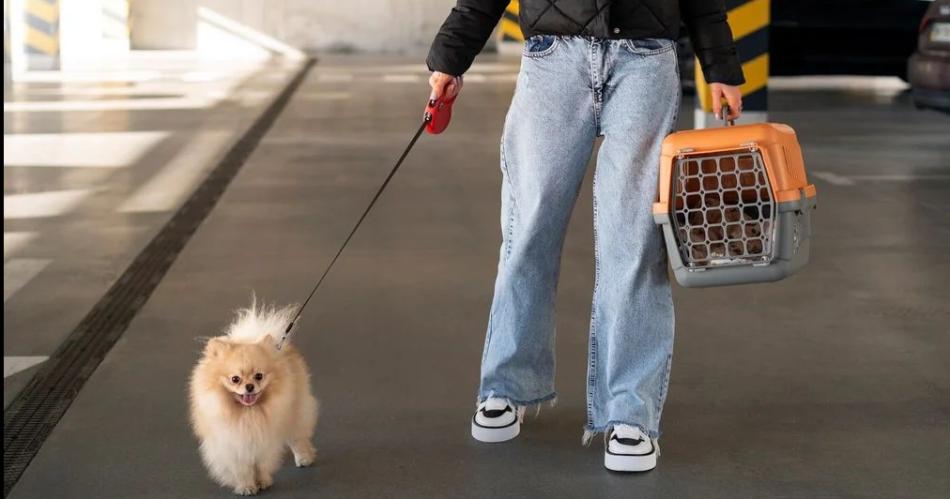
[254,373,263,381]
[230,376,240,384]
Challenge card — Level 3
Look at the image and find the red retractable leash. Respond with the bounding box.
[276,93,458,349]
[424,94,457,134]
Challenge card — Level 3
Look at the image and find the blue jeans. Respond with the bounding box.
[479,35,680,441]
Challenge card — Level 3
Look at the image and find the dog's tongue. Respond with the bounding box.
[241,393,257,405]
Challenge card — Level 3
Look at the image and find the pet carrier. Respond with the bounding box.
[653,113,817,287]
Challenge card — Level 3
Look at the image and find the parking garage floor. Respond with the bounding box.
[5,55,950,498]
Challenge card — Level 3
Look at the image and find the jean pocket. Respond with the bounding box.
[523,35,560,58]
[622,38,674,56]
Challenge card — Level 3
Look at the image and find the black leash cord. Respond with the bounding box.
[278,115,431,348]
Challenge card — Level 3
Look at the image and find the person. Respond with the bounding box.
[426,0,744,472]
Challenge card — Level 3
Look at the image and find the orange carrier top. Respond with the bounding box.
[653,123,817,217]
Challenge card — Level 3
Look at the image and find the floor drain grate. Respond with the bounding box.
[2,59,315,498]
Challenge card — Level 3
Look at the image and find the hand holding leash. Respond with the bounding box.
[427,72,461,134]
[425,94,457,135]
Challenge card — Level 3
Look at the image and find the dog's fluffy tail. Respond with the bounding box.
[225,296,298,345]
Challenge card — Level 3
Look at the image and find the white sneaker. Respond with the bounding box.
[471,398,524,443]
[603,425,658,472]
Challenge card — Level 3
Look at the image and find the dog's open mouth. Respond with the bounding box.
[235,392,260,406]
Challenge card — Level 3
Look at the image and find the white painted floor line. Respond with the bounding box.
[4,131,169,168]
[382,74,422,83]
[4,189,97,219]
[3,356,49,378]
[261,133,420,146]
[12,70,163,83]
[811,171,857,186]
[348,64,432,73]
[179,71,225,82]
[487,74,519,82]
[769,76,909,91]
[849,174,950,182]
[118,130,233,213]
[4,232,37,260]
[4,258,51,302]
[467,64,522,73]
[316,73,354,82]
[342,62,520,74]
[812,171,950,186]
[3,97,217,113]
[313,72,517,84]
[296,92,352,101]
[16,84,204,97]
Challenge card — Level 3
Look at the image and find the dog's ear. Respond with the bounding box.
[257,334,281,352]
[204,337,231,358]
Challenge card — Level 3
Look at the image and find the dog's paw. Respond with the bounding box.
[232,483,260,496]
[257,474,274,491]
[294,449,316,467]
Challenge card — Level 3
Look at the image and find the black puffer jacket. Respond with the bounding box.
[427,0,745,85]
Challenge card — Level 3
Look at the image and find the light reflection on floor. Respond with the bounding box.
[3,131,169,167]
[3,189,98,219]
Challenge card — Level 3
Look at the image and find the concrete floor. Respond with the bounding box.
[6,55,950,498]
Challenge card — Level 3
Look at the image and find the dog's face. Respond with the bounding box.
[203,338,278,407]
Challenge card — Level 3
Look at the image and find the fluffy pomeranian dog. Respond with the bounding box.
[189,301,318,495]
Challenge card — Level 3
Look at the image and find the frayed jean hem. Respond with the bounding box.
[582,421,661,446]
[476,391,558,410]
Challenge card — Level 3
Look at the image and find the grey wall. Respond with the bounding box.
[196,0,497,54]
[130,0,198,50]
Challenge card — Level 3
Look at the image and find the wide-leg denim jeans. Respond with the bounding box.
[479,35,680,440]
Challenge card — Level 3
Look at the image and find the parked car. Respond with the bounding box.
[679,0,932,92]
[908,0,950,111]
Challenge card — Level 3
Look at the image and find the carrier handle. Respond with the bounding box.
[720,103,737,127]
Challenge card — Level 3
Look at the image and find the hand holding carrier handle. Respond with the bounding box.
[720,102,737,126]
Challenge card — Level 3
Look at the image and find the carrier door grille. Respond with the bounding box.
[671,149,777,268]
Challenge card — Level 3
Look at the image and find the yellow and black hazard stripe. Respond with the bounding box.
[25,0,59,68]
[500,1,524,42]
[697,0,769,113]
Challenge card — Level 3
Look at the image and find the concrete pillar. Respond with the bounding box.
[129,0,196,50]
[695,0,769,128]
[4,0,11,63]
[496,1,521,55]
[17,0,60,70]
[101,0,129,49]
[4,0,11,88]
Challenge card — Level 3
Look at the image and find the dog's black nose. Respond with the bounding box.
[245,384,254,393]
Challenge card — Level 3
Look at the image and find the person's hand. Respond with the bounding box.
[710,83,742,121]
[429,71,463,102]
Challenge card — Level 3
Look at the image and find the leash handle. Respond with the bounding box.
[425,94,457,135]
